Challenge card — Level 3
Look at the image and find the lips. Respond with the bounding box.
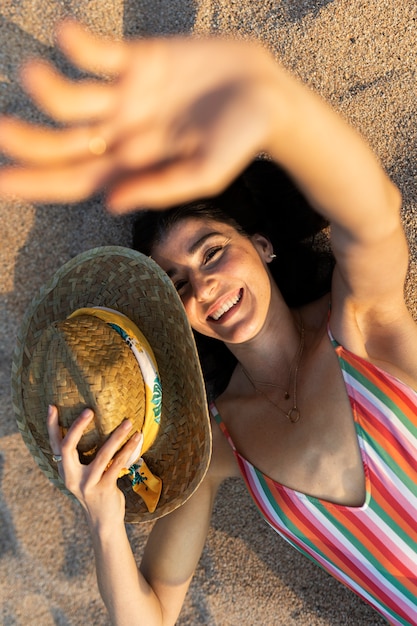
[208,289,242,321]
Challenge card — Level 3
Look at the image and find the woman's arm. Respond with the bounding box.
[0,22,408,319]
[261,68,407,320]
[0,23,400,219]
[260,65,409,351]
[90,475,218,626]
[47,406,225,626]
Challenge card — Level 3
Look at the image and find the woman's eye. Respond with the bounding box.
[174,279,187,293]
[204,246,222,264]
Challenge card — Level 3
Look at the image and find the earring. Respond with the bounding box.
[269,253,277,259]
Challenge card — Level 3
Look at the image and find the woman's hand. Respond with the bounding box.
[0,20,280,212]
[47,404,143,528]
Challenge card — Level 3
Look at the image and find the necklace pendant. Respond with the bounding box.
[287,407,300,423]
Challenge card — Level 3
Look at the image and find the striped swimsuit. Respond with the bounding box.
[210,328,417,626]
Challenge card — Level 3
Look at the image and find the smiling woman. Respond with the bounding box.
[2,22,417,626]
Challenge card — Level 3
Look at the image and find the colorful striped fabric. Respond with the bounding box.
[210,329,417,625]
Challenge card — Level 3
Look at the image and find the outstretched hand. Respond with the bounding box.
[0,20,279,212]
[47,405,143,526]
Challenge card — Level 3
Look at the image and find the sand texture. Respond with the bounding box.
[1,1,416,624]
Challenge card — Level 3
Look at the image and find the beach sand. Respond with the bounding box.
[1,1,416,624]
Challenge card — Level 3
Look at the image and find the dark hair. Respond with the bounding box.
[132,159,334,399]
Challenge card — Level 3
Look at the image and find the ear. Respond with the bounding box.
[250,233,274,263]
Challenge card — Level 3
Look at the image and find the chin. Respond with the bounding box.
[222,325,264,345]
[199,312,267,345]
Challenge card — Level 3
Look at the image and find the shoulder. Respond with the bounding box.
[329,295,417,387]
[297,291,417,387]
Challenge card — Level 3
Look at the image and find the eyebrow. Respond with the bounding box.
[166,230,222,279]
[188,231,222,255]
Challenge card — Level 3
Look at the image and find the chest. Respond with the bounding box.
[217,342,367,506]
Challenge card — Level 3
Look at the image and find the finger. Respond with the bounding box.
[87,419,135,477]
[46,404,63,453]
[123,432,144,468]
[106,155,243,212]
[56,19,129,77]
[0,157,114,203]
[100,431,143,482]
[0,117,107,165]
[106,160,209,213]
[20,60,116,122]
[61,408,95,452]
[109,117,202,171]
[107,115,264,212]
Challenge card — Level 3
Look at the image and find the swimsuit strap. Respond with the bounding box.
[209,402,237,452]
[326,304,341,349]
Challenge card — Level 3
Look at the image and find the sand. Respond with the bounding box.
[1,1,416,624]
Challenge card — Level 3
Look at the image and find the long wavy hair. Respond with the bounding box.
[132,160,334,399]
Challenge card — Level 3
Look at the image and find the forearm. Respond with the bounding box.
[86,474,219,626]
[89,518,165,626]
[262,62,402,241]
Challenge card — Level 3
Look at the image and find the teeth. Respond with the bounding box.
[211,293,241,320]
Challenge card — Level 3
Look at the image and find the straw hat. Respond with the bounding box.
[11,246,211,523]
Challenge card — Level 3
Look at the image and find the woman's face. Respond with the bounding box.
[151,217,274,345]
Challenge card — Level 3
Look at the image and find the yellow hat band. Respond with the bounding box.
[68,307,162,513]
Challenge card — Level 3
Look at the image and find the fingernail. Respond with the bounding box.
[126,433,143,467]
[131,432,143,446]
[82,408,94,419]
[47,404,54,417]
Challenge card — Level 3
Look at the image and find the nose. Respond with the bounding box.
[192,272,216,302]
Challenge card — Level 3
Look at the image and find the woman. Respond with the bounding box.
[1,21,416,626]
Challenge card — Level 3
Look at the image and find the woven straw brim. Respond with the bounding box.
[11,246,211,523]
[25,315,147,462]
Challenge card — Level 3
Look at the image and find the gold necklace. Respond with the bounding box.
[240,317,305,423]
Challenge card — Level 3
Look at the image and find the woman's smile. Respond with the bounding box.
[207,288,243,322]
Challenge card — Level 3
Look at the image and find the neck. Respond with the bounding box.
[226,294,303,383]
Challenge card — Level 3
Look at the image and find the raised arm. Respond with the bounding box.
[260,66,406,330]
[0,21,407,322]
